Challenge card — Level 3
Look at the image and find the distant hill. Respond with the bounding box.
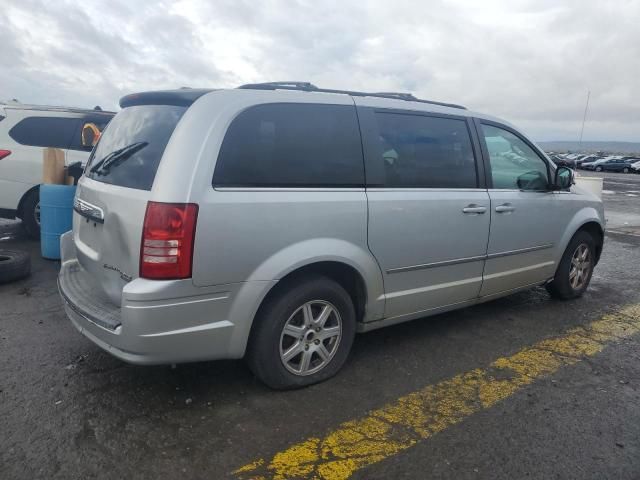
[538,141,640,154]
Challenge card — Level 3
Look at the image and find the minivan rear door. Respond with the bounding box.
[357,103,490,320]
[73,104,187,304]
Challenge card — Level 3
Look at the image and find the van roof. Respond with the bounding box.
[0,102,115,116]
[119,82,466,110]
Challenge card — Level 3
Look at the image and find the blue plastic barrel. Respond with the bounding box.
[40,184,77,259]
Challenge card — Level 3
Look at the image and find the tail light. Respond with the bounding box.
[140,202,198,280]
[0,150,11,160]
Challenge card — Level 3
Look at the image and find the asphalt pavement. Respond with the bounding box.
[1,171,640,479]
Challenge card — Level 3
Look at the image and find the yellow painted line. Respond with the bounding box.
[234,304,640,480]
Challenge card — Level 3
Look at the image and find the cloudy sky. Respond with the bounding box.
[1,0,638,141]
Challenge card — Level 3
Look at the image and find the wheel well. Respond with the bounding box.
[258,262,367,323]
[578,221,604,264]
[16,185,39,220]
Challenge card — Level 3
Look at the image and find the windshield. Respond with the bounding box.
[84,105,186,190]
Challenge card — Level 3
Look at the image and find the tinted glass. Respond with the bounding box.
[481,124,549,190]
[68,116,112,151]
[84,105,185,190]
[213,103,364,187]
[372,112,476,188]
[9,116,79,149]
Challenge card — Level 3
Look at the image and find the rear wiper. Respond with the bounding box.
[90,142,149,175]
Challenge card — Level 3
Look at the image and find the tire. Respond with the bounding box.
[20,188,40,240]
[246,275,356,389]
[595,166,603,172]
[623,167,630,173]
[0,250,31,283]
[546,231,596,300]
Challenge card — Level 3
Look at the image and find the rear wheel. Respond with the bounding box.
[20,188,40,240]
[623,167,630,173]
[546,230,596,300]
[246,275,356,389]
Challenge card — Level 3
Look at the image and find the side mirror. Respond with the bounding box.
[554,166,574,190]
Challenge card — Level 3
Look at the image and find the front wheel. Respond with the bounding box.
[595,166,603,172]
[546,231,596,300]
[623,167,630,173]
[246,275,356,389]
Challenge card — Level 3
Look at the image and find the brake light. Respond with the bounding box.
[140,202,198,280]
[0,150,11,160]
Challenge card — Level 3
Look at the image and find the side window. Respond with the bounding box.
[372,112,477,188]
[213,103,364,187]
[8,117,80,149]
[481,124,549,190]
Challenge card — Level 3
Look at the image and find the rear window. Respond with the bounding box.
[9,116,79,149]
[213,103,364,187]
[85,105,186,190]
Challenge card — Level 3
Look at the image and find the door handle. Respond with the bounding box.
[462,204,487,214]
[495,203,515,213]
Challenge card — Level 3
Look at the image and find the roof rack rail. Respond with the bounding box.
[239,81,319,91]
[237,82,466,109]
[371,92,417,101]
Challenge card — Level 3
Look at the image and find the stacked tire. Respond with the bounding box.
[0,250,31,284]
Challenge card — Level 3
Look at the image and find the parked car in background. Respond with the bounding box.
[581,157,616,171]
[598,158,637,173]
[58,82,605,389]
[575,155,602,168]
[628,160,640,173]
[583,157,631,172]
[0,103,114,238]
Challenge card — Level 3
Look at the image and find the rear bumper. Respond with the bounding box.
[58,231,274,365]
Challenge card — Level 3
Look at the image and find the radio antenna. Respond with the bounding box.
[578,90,590,149]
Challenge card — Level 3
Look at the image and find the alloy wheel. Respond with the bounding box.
[569,243,592,290]
[279,300,342,376]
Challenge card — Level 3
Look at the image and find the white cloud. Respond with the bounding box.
[1,0,638,141]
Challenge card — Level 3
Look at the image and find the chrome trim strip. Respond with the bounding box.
[384,275,483,298]
[386,244,554,274]
[366,188,486,192]
[387,255,486,274]
[486,243,553,259]
[482,261,555,280]
[73,197,105,224]
[214,187,365,192]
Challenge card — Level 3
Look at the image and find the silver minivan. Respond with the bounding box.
[58,82,605,389]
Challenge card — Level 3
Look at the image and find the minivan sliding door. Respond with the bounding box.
[357,104,490,321]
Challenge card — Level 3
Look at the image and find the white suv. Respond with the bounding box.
[0,103,114,237]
